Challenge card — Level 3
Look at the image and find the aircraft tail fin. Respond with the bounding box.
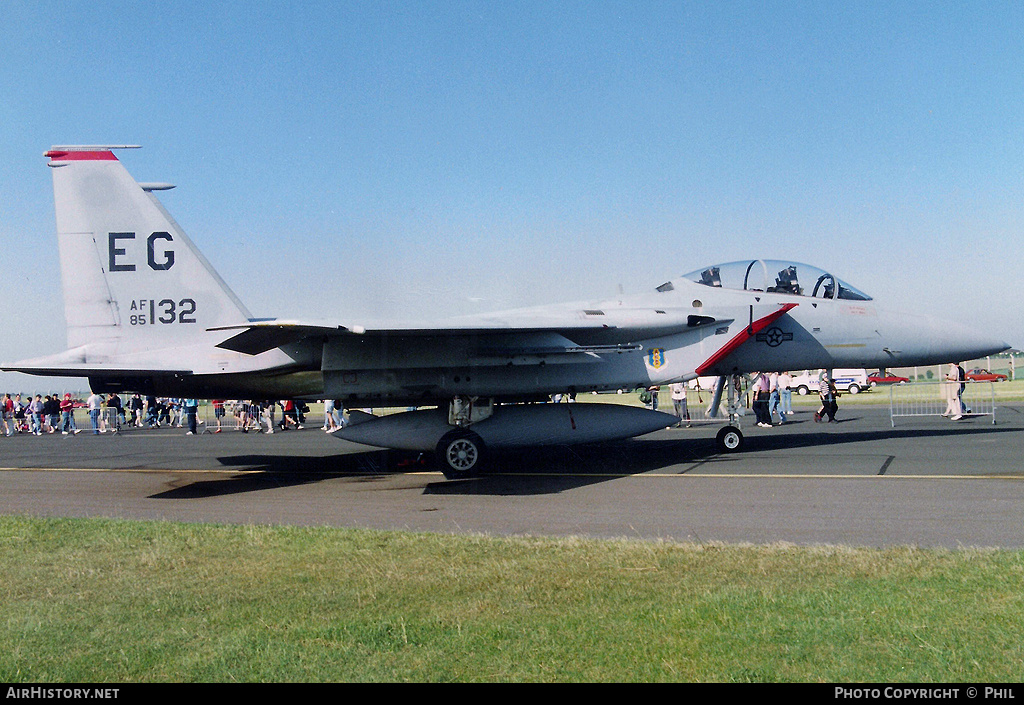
[45,146,252,349]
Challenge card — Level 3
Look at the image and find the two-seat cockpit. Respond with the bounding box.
[658,260,872,302]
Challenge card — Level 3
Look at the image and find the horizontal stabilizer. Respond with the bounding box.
[3,365,193,378]
[1,348,192,378]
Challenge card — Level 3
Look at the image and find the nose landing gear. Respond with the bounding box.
[715,425,744,453]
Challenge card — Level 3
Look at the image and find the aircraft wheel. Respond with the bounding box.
[436,430,486,479]
[715,425,744,453]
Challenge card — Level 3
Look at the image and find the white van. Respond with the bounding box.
[790,369,870,395]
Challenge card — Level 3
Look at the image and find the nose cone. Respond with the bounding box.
[886,312,1010,366]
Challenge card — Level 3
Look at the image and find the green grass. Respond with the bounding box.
[2,516,1023,682]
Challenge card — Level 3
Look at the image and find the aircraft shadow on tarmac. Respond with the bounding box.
[428,421,1024,496]
[149,451,401,499]
[149,420,1022,500]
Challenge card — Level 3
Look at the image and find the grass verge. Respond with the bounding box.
[1,516,1023,682]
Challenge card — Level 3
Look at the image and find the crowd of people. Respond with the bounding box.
[1,393,349,437]
[2,392,87,436]
[661,371,845,428]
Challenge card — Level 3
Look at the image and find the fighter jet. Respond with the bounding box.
[3,146,1009,477]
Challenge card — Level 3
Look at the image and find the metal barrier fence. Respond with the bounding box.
[105,401,290,434]
[888,381,997,427]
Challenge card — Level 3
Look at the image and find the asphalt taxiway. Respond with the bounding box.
[1,403,1022,547]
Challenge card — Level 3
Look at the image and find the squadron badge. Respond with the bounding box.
[647,348,665,369]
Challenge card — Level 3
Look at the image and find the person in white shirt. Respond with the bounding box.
[669,382,691,428]
[778,371,793,418]
[943,363,963,420]
[86,392,103,434]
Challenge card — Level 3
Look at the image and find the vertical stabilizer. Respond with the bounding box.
[46,146,252,349]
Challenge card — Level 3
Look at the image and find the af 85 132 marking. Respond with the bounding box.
[128,298,196,325]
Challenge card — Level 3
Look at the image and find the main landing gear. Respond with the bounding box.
[435,396,492,479]
[435,428,487,480]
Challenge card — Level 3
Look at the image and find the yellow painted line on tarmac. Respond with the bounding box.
[3,467,1023,481]
[0,467,265,475]
[475,471,1024,481]
[657,473,1024,480]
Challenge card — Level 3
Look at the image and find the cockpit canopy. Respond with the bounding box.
[660,260,872,301]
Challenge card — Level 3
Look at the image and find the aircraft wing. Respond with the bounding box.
[210,309,723,356]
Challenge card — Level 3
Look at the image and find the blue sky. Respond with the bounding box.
[2,1,1022,390]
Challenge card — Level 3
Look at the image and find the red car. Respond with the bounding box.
[867,371,910,386]
[965,368,1008,382]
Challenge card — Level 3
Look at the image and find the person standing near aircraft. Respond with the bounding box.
[645,385,660,411]
[86,391,103,434]
[815,372,838,423]
[262,401,275,433]
[323,399,339,432]
[60,393,75,434]
[29,395,43,435]
[956,362,969,416]
[768,372,784,424]
[129,393,144,426]
[1,394,12,436]
[12,394,26,433]
[106,392,124,431]
[944,363,963,421]
[184,398,198,435]
[752,372,772,427]
[169,398,183,428]
[280,400,298,429]
[45,394,60,432]
[144,395,159,427]
[778,371,793,419]
[158,399,172,427]
[669,382,691,428]
[211,399,225,432]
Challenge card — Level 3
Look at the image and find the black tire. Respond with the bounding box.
[796,386,809,396]
[435,429,487,479]
[715,425,744,453]
[848,384,860,395]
